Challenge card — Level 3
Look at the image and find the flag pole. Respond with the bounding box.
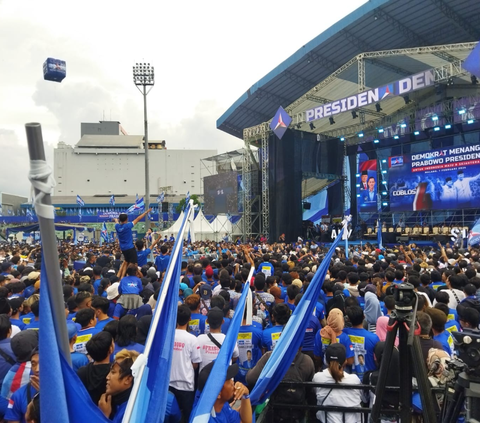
[25,122,71,365]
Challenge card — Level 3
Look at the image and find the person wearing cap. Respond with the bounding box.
[196,362,252,423]
[4,348,39,423]
[170,305,201,421]
[67,321,89,371]
[359,170,368,190]
[313,343,361,423]
[106,282,120,317]
[197,308,239,372]
[457,304,480,330]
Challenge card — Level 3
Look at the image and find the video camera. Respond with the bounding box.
[451,330,480,379]
[393,282,416,312]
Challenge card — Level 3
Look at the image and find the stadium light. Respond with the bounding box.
[382,202,388,206]
[356,184,360,187]
[356,173,360,177]
[358,132,364,138]
[432,115,439,121]
[382,170,387,174]
[133,62,155,233]
[373,139,380,144]
[375,103,382,112]
[382,159,387,163]
[357,194,361,198]
[414,131,420,136]
[393,135,399,139]
[468,119,475,124]
[400,123,407,128]
[445,124,452,129]
[382,181,387,185]
[329,117,335,125]
[434,126,440,131]
[382,191,387,195]
[340,136,345,141]
[378,128,384,133]
[459,109,466,115]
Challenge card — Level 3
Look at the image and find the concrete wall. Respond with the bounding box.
[53,143,217,197]
[0,193,28,215]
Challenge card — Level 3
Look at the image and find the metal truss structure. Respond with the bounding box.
[242,42,478,239]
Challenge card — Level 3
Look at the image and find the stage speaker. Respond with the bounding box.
[397,236,409,242]
[303,202,311,210]
[161,202,169,212]
[434,235,449,243]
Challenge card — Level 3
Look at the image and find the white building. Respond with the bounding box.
[53,122,217,199]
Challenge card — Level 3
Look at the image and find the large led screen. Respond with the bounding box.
[357,159,378,213]
[388,144,480,211]
[203,172,239,214]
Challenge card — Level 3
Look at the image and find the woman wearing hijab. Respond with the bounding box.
[314,308,354,370]
[313,343,362,423]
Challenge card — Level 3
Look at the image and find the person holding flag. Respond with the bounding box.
[114,208,151,275]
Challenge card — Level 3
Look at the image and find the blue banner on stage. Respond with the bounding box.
[388,144,480,211]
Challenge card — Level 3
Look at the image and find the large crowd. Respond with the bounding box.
[0,211,478,423]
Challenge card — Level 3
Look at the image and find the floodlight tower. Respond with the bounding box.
[133,63,154,232]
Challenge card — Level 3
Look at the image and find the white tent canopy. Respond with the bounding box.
[192,209,214,241]
[160,211,184,236]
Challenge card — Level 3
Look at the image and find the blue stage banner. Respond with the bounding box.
[357,159,378,212]
[389,144,480,211]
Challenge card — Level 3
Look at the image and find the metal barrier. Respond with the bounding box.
[264,381,445,423]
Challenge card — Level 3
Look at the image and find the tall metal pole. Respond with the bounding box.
[25,122,71,365]
[143,84,150,233]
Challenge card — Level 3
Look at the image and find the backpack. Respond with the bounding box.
[271,354,306,420]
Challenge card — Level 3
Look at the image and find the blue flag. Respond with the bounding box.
[126,197,145,214]
[156,192,165,204]
[248,227,345,406]
[39,256,110,423]
[76,195,85,207]
[190,279,251,423]
[109,195,115,206]
[101,222,108,242]
[463,40,480,77]
[377,219,383,250]
[78,208,82,222]
[122,207,191,423]
[184,191,190,210]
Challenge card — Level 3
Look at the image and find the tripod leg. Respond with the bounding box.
[443,382,465,423]
[410,336,437,423]
[370,321,398,422]
[398,322,412,422]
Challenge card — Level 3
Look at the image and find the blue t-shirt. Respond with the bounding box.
[114,342,145,356]
[118,276,143,295]
[155,254,171,273]
[237,325,263,383]
[192,399,240,423]
[262,326,284,352]
[257,262,274,277]
[445,320,461,334]
[447,308,459,323]
[20,313,34,326]
[343,327,380,380]
[4,383,37,423]
[189,313,207,336]
[24,319,40,330]
[74,327,100,354]
[93,278,101,295]
[433,331,454,355]
[96,317,114,331]
[115,222,134,251]
[303,314,321,352]
[0,339,15,395]
[10,318,26,331]
[314,330,354,362]
[137,248,152,267]
[71,351,89,372]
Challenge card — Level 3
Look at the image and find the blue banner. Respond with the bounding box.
[388,144,480,211]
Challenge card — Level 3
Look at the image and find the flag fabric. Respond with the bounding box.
[377,220,383,250]
[248,226,345,406]
[78,208,82,222]
[26,209,34,222]
[136,193,139,202]
[109,195,115,206]
[156,192,165,204]
[76,195,85,207]
[101,222,108,242]
[463,40,480,77]
[122,206,192,423]
[39,256,110,423]
[126,197,145,214]
[190,275,252,423]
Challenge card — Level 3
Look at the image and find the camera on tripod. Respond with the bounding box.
[393,282,416,312]
[451,330,480,379]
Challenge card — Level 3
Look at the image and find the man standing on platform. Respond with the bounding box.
[114,208,151,276]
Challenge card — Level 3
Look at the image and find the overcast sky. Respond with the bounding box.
[0,0,366,196]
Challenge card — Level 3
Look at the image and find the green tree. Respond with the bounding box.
[175,194,201,214]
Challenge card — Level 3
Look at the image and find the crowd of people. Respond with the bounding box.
[0,212,478,422]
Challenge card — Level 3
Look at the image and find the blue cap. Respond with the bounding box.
[67,322,78,340]
[179,283,189,291]
[378,255,384,260]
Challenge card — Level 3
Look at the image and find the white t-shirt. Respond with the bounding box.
[170,329,202,391]
[313,370,362,423]
[197,332,239,372]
